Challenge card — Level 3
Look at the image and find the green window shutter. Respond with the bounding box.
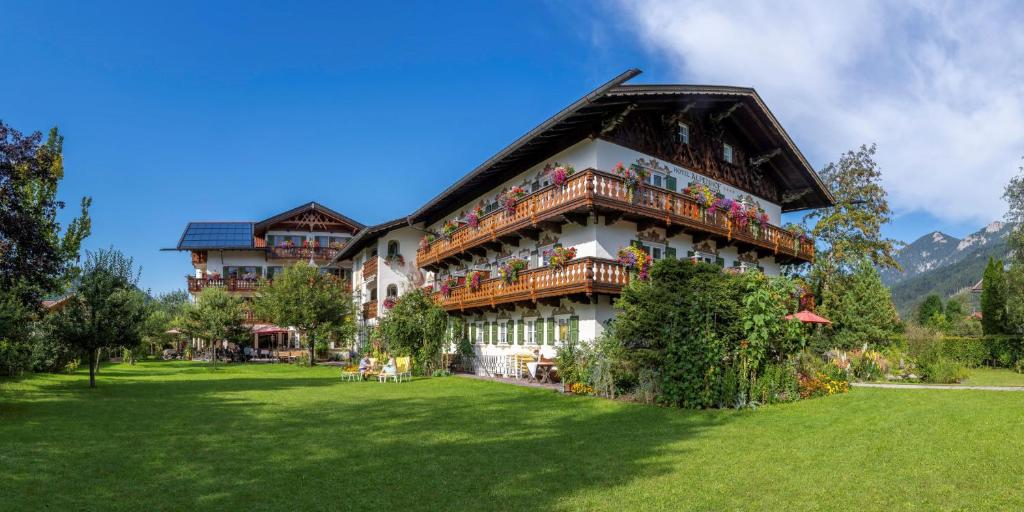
[533,320,541,345]
[569,316,579,343]
[715,257,725,267]
[484,323,490,344]
[470,323,476,343]
[665,247,677,259]
[517,320,525,345]
[665,175,677,191]
[546,318,556,345]
[491,322,497,344]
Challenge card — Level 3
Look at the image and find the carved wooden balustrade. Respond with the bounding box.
[265,246,342,260]
[187,276,262,293]
[361,258,378,281]
[416,169,814,269]
[432,257,630,311]
[363,300,378,320]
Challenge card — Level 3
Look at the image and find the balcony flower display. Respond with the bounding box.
[441,220,459,239]
[617,245,653,280]
[440,276,459,297]
[683,183,717,209]
[463,203,485,229]
[498,258,528,284]
[613,161,650,202]
[382,297,397,310]
[419,233,436,252]
[545,246,577,270]
[385,253,405,267]
[545,162,576,187]
[500,186,527,215]
[469,270,487,292]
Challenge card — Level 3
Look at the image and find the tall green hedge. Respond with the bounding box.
[938,336,1023,367]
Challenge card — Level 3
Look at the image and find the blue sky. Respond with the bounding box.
[2,1,1018,295]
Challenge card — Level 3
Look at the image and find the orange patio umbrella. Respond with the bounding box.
[784,310,832,325]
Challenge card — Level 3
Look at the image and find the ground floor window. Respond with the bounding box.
[525,320,536,344]
[498,322,507,344]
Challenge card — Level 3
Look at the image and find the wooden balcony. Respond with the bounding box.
[432,257,629,312]
[187,276,262,294]
[417,169,815,270]
[265,246,341,261]
[361,257,378,281]
[363,300,378,320]
[186,276,351,295]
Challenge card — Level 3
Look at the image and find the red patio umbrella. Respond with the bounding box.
[784,310,832,325]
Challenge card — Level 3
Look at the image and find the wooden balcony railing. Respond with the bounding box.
[186,277,351,294]
[417,169,815,268]
[265,246,342,260]
[432,257,629,311]
[361,257,378,281]
[363,300,378,320]
[187,276,262,293]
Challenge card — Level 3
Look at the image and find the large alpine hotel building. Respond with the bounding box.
[173,69,833,358]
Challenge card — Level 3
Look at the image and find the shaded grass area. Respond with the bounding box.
[2,362,1023,511]
[964,367,1024,387]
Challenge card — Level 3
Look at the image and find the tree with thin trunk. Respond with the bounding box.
[190,287,249,369]
[49,249,146,387]
[254,263,354,366]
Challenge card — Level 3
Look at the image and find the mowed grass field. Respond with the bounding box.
[2,361,1023,511]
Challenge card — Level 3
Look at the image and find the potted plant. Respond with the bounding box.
[613,161,650,203]
[468,270,488,292]
[440,276,459,297]
[617,245,653,280]
[545,162,576,187]
[441,220,459,239]
[545,246,577,270]
[500,186,527,215]
[498,258,528,284]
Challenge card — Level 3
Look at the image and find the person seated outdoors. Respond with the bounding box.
[358,355,372,379]
[378,355,397,382]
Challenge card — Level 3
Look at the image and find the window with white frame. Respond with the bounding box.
[498,322,507,344]
[475,323,484,343]
[631,240,675,261]
[677,122,690,144]
[557,318,569,343]
[723,143,734,164]
[525,320,536,344]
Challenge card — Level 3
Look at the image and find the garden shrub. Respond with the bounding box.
[939,337,988,367]
[751,363,800,404]
[0,339,32,377]
[920,357,967,384]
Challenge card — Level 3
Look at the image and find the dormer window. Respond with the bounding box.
[723,143,734,164]
[676,122,690,144]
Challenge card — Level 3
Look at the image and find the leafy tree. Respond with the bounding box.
[1002,156,1024,253]
[0,122,91,308]
[141,290,190,355]
[816,259,900,349]
[981,257,1007,335]
[376,288,448,373]
[944,296,966,318]
[611,259,743,408]
[191,287,249,368]
[917,295,944,327]
[49,249,147,387]
[254,263,354,366]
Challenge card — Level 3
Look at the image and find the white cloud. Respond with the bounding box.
[609,0,1024,223]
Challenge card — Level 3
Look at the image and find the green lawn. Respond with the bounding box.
[2,362,1023,511]
[964,367,1024,387]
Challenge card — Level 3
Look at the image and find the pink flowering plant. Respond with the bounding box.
[500,186,527,215]
[419,233,436,252]
[382,297,397,310]
[683,183,717,209]
[440,276,459,297]
[441,220,459,239]
[613,161,650,202]
[498,258,528,284]
[468,270,487,292]
[617,245,653,280]
[545,162,576,187]
[464,203,485,229]
[544,246,577,270]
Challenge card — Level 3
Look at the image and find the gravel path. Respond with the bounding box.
[853,382,1024,391]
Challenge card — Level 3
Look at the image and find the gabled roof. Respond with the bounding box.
[169,202,363,251]
[407,69,833,225]
[253,201,364,234]
[332,217,410,263]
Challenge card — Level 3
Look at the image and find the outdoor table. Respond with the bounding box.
[535,362,556,384]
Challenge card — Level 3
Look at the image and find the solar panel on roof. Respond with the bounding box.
[178,222,254,249]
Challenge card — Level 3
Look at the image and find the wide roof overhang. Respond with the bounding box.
[407,69,833,226]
